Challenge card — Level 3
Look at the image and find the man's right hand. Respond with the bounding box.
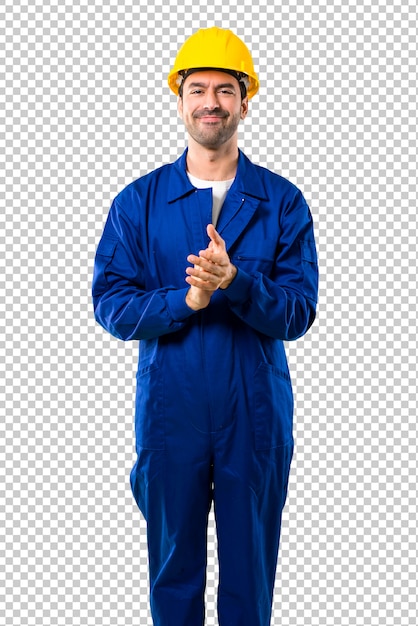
[185,285,213,311]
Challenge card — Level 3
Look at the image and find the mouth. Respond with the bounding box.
[195,116,227,127]
[199,116,224,122]
[194,111,228,121]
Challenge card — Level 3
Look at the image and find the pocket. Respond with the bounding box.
[254,362,294,450]
[300,239,318,302]
[135,362,165,450]
[92,236,118,297]
[232,255,274,275]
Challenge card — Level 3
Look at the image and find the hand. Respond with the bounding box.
[185,224,237,306]
[185,284,213,311]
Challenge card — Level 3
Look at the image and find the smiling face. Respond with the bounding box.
[177,70,249,150]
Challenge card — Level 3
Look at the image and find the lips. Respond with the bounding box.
[199,116,223,122]
[194,111,228,120]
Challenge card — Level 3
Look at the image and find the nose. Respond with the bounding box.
[203,88,220,110]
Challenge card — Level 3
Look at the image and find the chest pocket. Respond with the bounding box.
[232,255,275,276]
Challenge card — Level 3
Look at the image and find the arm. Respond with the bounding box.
[92,199,202,341]
[188,199,318,341]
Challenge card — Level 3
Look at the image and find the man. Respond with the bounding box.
[93,26,318,626]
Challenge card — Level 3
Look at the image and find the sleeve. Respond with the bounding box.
[92,198,195,341]
[223,191,318,341]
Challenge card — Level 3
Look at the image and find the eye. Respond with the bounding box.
[219,89,234,95]
[190,89,204,95]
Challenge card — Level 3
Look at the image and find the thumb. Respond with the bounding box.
[207,224,224,248]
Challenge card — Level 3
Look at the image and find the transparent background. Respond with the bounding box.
[1,0,417,624]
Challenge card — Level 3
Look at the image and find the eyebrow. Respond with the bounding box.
[187,82,237,90]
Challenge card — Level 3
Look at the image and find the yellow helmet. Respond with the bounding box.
[168,27,259,99]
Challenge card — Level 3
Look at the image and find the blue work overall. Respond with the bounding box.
[92,149,318,626]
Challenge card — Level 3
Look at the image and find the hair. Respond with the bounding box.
[178,68,248,100]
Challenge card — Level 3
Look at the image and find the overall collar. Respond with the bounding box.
[167,148,268,203]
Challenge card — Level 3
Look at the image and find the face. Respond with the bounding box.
[177,70,249,150]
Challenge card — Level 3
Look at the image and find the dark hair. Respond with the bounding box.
[178,68,248,100]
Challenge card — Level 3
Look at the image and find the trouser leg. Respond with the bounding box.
[130,445,212,626]
[213,431,293,626]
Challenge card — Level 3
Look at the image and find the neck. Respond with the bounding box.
[186,138,239,181]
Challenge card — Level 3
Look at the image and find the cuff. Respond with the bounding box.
[165,288,197,321]
[222,267,253,304]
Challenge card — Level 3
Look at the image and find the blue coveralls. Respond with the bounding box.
[92,149,318,626]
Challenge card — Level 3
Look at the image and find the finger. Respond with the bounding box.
[188,255,219,273]
[186,264,221,280]
[185,275,218,291]
[187,254,201,264]
[188,252,214,264]
[207,224,224,248]
[186,263,224,289]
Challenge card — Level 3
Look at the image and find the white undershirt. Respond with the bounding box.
[187,173,234,227]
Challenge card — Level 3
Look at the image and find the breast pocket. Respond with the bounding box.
[254,362,294,450]
[232,255,275,276]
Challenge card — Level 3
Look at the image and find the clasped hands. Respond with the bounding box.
[185,224,237,311]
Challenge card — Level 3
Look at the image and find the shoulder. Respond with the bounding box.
[239,151,307,206]
[114,161,174,208]
[253,159,302,194]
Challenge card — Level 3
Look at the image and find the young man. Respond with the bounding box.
[93,26,318,626]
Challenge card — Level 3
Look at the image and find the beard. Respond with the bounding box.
[184,108,242,149]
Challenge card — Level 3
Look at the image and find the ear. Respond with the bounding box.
[177,96,183,119]
[240,96,249,120]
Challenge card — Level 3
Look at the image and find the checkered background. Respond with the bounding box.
[1,0,417,624]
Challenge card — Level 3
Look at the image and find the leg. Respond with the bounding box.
[131,445,213,626]
[213,427,293,626]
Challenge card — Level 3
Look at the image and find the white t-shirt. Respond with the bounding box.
[187,173,234,227]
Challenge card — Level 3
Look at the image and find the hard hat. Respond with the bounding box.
[168,27,259,99]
